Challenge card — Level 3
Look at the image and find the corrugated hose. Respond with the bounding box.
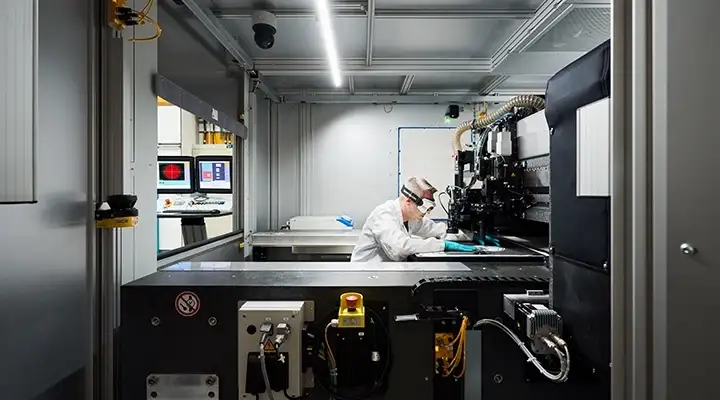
[452,95,546,153]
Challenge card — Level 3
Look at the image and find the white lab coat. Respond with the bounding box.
[350,199,446,262]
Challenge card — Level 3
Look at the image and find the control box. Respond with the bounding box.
[238,301,314,398]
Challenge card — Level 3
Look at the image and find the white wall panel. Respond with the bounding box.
[271,104,474,228]
[0,0,37,203]
[157,105,182,144]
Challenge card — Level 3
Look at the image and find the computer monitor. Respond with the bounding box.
[157,156,196,194]
[195,156,233,194]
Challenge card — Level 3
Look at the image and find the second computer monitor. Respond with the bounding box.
[195,156,233,194]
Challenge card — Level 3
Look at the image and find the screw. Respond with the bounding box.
[150,392,158,398]
[493,374,503,384]
[603,261,608,270]
[151,317,160,327]
[147,376,158,386]
[680,243,697,256]
[206,376,216,386]
[425,377,429,381]
[208,317,217,327]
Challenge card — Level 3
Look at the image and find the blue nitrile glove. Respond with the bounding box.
[475,234,501,246]
[444,240,479,253]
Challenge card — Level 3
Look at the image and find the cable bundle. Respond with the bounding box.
[113,0,162,42]
[440,316,469,378]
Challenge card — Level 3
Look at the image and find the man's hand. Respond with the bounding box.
[444,241,480,253]
[475,234,501,247]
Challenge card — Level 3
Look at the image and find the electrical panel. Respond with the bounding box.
[238,301,313,398]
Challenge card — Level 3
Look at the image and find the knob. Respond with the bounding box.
[680,243,697,256]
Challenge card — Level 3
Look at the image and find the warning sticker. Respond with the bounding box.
[263,339,276,353]
[175,291,200,317]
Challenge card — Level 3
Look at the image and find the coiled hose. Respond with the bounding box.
[452,95,546,153]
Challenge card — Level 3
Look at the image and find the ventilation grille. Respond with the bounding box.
[528,7,610,52]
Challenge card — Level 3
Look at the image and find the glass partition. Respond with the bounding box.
[156,96,236,255]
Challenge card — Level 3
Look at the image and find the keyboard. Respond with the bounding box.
[162,209,222,215]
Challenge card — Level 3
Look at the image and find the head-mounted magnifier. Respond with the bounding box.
[401,185,435,214]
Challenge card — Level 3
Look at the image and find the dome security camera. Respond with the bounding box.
[252,10,278,50]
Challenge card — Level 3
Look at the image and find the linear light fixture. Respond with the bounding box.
[315,0,343,87]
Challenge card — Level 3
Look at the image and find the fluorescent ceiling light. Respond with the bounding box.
[315,0,343,87]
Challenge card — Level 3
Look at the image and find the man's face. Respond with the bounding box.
[406,190,435,220]
[405,198,425,220]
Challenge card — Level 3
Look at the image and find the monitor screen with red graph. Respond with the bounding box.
[157,157,195,193]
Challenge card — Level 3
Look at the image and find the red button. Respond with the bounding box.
[346,295,359,309]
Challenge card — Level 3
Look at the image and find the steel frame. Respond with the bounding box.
[365,0,375,66]
[399,75,415,95]
[212,8,535,20]
[280,91,517,104]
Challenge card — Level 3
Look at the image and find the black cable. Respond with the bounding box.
[315,307,391,400]
[438,192,450,216]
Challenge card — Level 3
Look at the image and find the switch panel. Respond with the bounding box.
[238,301,313,398]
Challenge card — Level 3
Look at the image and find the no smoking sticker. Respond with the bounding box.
[175,291,200,317]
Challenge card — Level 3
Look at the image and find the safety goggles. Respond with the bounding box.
[400,185,435,214]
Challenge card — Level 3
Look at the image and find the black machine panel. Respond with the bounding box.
[117,264,607,400]
[545,39,611,269]
[552,257,610,377]
[544,40,612,378]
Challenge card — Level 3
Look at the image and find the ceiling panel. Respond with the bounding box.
[372,19,522,58]
[374,0,545,9]
[218,17,367,58]
[528,7,610,52]
[353,76,405,91]
[411,74,488,91]
[499,75,551,90]
[264,76,338,90]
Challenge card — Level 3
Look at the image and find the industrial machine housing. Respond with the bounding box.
[119,40,612,400]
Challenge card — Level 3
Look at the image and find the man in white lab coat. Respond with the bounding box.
[350,176,479,262]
